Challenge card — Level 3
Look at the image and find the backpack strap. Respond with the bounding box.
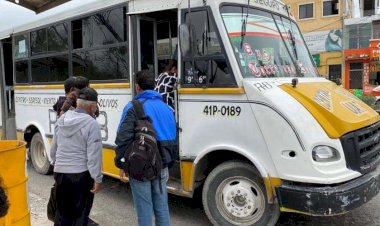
[131,100,146,120]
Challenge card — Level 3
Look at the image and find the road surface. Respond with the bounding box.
[28,161,380,226]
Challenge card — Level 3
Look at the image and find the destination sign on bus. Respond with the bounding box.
[15,95,120,110]
[251,0,288,15]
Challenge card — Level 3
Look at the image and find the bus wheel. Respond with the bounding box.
[202,161,279,226]
[30,133,52,175]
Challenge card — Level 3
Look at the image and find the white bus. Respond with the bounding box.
[1,0,380,225]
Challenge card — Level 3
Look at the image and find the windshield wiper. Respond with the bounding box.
[284,5,299,61]
[240,1,250,49]
[288,29,298,60]
[240,9,248,48]
[240,19,247,49]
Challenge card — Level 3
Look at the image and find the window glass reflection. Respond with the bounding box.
[72,7,126,49]
[72,46,128,80]
[31,55,69,82]
[15,61,29,83]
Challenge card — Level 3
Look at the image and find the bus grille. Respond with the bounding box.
[340,121,380,174]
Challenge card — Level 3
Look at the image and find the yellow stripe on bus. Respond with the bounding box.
[102,147,121,178]
[179,87,245,94]
[14,83,131,90]
[263,177,282,202]
[91,83,131,89]
[280,207,309,215]
[181,161,195,192]
[15,85,64,90]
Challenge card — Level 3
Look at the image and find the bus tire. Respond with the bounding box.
[30,133,52,175]
[202,161,279,226]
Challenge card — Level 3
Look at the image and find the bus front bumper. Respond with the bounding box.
[275,166,380,216]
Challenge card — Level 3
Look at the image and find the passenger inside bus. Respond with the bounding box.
[154,59,177,111]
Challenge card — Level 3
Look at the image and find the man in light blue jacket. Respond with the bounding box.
[50,87,102,226]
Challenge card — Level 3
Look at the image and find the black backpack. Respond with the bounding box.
[122,100,163,183]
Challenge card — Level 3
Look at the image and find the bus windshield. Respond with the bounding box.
[221,5,318,78]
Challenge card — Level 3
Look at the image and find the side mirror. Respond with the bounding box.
[179,23,193,58]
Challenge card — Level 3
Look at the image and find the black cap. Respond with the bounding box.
[78,87,98,102]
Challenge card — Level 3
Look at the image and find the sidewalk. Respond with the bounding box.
[29,192,51,226]
[29,191,99,226]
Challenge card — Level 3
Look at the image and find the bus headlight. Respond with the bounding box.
[312,146,340,162]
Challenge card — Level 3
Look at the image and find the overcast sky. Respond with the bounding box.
[0,0,97,32]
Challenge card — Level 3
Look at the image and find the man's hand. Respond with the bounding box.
[119,169,128,183]
[90,182,102,194]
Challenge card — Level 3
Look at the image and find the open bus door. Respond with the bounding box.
[0,38,16,140]
[129,9,184,194]
[138,17,158,76]
[129,14,158,96]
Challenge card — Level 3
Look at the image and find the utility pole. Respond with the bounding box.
[341,0,346,87]
[0,41,6,139]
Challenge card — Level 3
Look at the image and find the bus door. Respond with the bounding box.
[0,38,16,139]
[130,10,183,192]
[138,16,158,76]
[129,14,157,96]
[131,11,178,84]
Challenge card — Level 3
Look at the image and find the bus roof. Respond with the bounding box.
[217,0,289,17]
[0,0,127,39]
[1,0,290,40]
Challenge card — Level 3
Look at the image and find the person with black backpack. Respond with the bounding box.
[115,70,177,226]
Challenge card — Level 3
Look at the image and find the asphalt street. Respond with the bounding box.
[28,161,380,226]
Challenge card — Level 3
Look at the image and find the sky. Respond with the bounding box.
[0,0,98,33]
[0,0,35,31]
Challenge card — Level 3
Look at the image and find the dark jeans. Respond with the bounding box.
[54,171,94,226]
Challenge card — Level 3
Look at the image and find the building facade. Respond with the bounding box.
[344,0,380,95]
[283,0,344,84]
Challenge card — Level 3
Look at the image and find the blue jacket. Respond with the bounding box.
[115,90,177,169]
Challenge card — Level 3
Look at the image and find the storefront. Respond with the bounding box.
[303,29,343,83]
[344,39,380,96]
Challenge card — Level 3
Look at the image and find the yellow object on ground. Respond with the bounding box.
[0,141,30,226]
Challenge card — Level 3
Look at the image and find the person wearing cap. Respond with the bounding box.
[50,87,102,226]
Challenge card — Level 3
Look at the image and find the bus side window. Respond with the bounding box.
[182,8,236,87]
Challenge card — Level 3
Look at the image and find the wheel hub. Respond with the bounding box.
[234,194,246,206]
[220,179,261,219]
